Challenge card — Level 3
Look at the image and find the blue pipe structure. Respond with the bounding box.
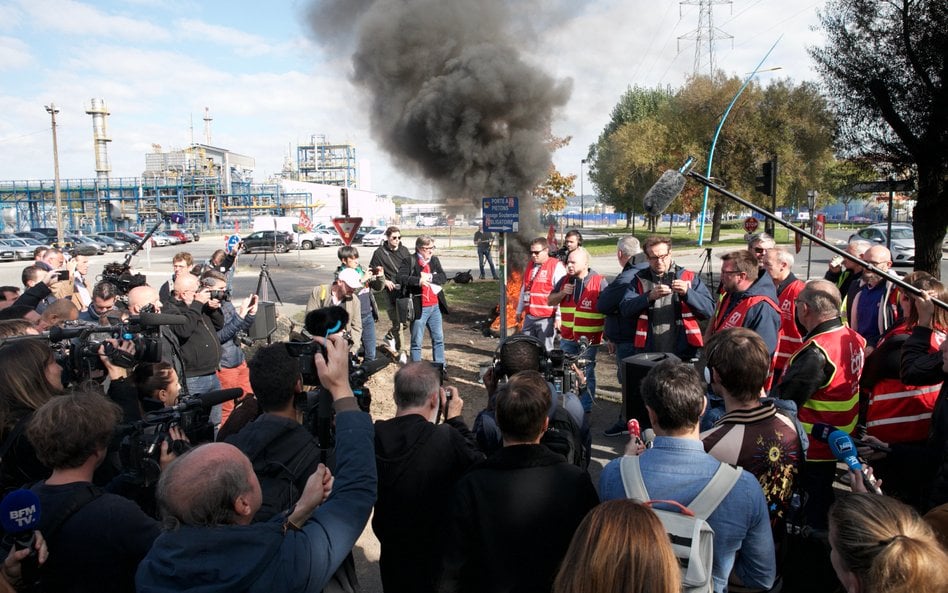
[697,37,781,245]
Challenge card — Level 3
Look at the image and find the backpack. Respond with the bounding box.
[541,404,586,468]
[620,455,741,593]
[452,270,474,284]
[248,430,322,523]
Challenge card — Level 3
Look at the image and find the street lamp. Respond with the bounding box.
[44,103,65,247]
[580,158,586,228]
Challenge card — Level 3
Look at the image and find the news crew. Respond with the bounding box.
[137,333,377,593]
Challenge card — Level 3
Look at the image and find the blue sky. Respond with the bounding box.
[0,0,826,198]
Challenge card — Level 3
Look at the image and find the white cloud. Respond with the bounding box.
[17,0,171,42]
[0,36,33,70]
[174,18,284,57]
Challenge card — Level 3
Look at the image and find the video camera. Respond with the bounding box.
[100,261,147,297]
[119,388,242,486]
[199,276,231,302]
[493,334,592,396]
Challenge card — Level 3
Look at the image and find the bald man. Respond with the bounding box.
[137,333,376,593]
[127,285,186,386]
[849,245,899,348]
[548,247,607,407]
[36,298,78,332]
[165,272,224,408]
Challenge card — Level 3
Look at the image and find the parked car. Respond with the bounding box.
[92,234,131,252]
[360,227,387,247]
[241,231,295,254]
[154,231,182,245]
[99,231,149,248]
[295,228,342,249]
[133,232,168,247]
[14,232,49,242]
[0,239,36,260]
[0,243,15,261]
[848,223,915,266]
[165,230,190,244]
[354,226,375,244]
[66,235,108,256]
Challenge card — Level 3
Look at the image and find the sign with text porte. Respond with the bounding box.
[332,217,363,246]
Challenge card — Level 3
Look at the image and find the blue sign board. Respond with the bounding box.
[226,234,241,252]
[482,196,519,233]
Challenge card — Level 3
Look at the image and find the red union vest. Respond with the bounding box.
[791,324,867,461]
[560,273,605,344]
[773,279,806,373]
[710,293,780,334]
[866,326,945,444]
[522,257,560,318]
[633,269,703,349]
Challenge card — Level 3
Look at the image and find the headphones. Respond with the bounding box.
[492,334,551,379]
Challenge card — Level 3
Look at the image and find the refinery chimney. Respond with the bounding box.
[85,98,111,182]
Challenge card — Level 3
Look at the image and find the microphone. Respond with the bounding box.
[642,428,656,448]
[349,356,390,383]
[825,429,883,495]
[136,312,188,326]
[643,170,687,216]
[48,320,98,341]
[812,422,893,454]
[156,209,186,224]
[173,388,243,411]
[305,306,350,337]
[0,489,41,585]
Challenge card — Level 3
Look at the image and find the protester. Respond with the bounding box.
[336,246,385,361]
[397,235,449,365]
[370,226,413,364]
[849,245,899,349]
[706,250,780,357]
[516,237,567,352]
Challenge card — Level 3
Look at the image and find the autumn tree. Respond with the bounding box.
[810,0,947,277]
[535,135,576,215]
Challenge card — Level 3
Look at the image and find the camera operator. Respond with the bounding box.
[137,333,377,593]
[373,362,483,592]
[202,271,257,426]
[556,229,583,264]
[163,273,224,421]
[78,281,124,324]
[127,286,185,392]
[7,389,163,593]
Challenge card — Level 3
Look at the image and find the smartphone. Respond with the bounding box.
[627,419,641,440]
[55,270,70,281]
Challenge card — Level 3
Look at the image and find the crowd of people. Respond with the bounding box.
[0,228,946,593]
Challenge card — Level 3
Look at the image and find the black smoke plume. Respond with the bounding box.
[306,0,572,236]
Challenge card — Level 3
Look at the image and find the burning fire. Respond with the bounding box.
[491,269,523,335]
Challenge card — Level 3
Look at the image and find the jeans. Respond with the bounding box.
[561,339,598,405]
[477,248,498,279]
[411,304,445,363]
[186,373,223,427]
[383,291,409,354]
[361,311,377,361]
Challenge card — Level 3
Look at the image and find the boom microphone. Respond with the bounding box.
[173,388,243,411]
[0,489,41,586]
[156,208,186,224]
[826,430,883,495]
[643,170,686,216]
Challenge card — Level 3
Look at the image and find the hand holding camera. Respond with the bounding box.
[312,333,355,401]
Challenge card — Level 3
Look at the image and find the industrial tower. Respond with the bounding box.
[678,0,733,76]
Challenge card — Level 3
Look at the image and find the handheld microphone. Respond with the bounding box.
[826,430,883,495]
[811,422,893,454]
[642,428,656,448]
[0,489,41,585]
[156,208,186,224]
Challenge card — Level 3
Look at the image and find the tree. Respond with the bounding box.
[810,0,948,277]
[534,135,576,214]
[823,158,879,221]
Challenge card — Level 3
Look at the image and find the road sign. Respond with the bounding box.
[332,217,363,246]
[743,217,759,233]
[226,234,241,252]
[482,197,519,233]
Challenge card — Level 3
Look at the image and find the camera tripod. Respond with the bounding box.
[255,254,283,304]
[697,247,714,286]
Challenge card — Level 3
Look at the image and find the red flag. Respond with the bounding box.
[299,209,314,232]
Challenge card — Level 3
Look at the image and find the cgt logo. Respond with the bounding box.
[724,311,742,329]
[849,342,864,376]
[581,299,593,309]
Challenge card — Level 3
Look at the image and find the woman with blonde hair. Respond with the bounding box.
[553,499,679,593]
[829,493,948,593]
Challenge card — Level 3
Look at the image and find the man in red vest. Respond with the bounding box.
[547,247,606,409]
[775,279,866,530]
[708,250,781,357]
[763,247,806,386]
[516,237,566,352]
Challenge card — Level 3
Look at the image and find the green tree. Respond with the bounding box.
[810,0,948,277]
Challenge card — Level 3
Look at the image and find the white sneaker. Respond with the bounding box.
[386,337,396,352]
[398,352,408,364]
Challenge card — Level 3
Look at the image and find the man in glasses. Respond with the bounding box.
[605,236,714,436]
[370,226,413,364]
[707,250,781,359]
[848,245,899,350]
[516,237,566,352]
[748,232,775,277]
[397,235,448,364]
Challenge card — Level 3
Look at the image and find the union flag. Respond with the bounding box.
[299,209,314,232]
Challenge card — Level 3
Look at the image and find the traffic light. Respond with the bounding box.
[755,160,777,197]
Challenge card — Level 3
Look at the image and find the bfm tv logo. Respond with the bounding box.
[7,504,36,528]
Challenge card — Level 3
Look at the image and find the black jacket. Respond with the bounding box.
[164,298,224,378]
[370,243,413,304]
[373,415,483,593]
[439,444,598,593]
[397,254,450,315]
[225,414,321,522]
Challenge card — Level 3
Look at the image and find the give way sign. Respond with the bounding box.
[333,217,363,246]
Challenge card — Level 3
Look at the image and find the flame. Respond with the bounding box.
[491,269,523,333]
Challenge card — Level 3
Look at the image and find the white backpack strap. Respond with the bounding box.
[619,455,651,503]
[688,462,742,520]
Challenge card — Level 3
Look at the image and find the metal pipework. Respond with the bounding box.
[85,98,112,182]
